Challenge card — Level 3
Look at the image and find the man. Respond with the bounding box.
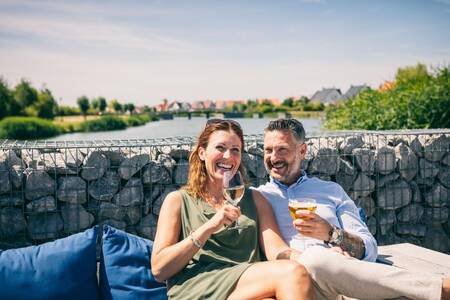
[256,118,450,300]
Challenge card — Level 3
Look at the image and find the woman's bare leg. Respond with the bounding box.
[227,260,314,300]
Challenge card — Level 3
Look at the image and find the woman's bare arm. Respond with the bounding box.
[252,190,295,261]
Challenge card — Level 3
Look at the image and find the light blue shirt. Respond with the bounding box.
[254,172,378,262]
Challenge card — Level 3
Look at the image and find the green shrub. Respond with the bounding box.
[0,117,61,139]
[125,114,151,127]
[325,65,450,130]
[80,116,127,132]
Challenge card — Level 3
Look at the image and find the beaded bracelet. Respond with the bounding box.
[189,231,202,249]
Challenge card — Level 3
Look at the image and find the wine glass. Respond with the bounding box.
[288,198,317,248]
[223,170,245,229]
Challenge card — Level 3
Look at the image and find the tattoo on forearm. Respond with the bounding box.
[276,249,292,260]
[340,231,365,259]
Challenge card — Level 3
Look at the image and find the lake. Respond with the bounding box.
[49,117,323,141]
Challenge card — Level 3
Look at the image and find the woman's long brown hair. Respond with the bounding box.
[183,120,247,200]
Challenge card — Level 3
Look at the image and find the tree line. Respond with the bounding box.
[0,78,137,120]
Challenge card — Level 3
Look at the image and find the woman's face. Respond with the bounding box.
[198,130,242,184]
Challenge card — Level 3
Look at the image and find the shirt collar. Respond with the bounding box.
[270,170,308,190]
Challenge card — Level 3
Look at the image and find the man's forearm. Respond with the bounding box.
[340,231,365,259]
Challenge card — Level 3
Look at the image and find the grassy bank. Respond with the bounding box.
[0,117,62,139]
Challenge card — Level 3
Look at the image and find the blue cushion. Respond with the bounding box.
[99,225,167,300]
[0,226,99,300]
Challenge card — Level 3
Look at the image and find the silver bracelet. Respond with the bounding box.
[189,231,202,249]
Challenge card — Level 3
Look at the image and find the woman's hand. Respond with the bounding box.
[206,203,241,232]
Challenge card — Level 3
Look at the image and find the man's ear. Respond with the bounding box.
[299,143,307,160]
[198,147,206,161]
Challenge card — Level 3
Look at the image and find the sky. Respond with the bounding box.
[1,0,450,107]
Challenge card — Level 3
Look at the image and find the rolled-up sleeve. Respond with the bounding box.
[336,187,378,262]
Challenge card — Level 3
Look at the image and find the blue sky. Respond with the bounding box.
[1,0,449,106]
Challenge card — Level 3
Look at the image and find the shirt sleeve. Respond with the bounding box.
[335,186,378,262]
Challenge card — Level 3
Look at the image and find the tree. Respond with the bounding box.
[98,97,107,114]
[13,79,38,115]
[282,97,294,107]
[0,78,14,119]
[126,103,135,114]
[91,98,100,111]
[30,88,58,119]
[395,63,430,86]
[77,95,90,120]
[110,99,123,114]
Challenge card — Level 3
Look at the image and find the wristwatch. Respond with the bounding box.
[327,225,344,246]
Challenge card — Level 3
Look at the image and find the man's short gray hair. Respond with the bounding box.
[265,118,306,143]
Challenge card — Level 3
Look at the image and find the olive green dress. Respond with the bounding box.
[167,188,262,300]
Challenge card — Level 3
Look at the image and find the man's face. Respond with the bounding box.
[263,130,307,186]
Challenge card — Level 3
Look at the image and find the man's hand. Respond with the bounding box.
[293,210,332,241]
[329,246,351,257]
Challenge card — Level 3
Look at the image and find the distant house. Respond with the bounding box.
[155,99,169,112]
[168,101,182,112]
[191,101,205,111]
[256,98,281,106]
[202,100,216,110]
[310,88,342,104]
[342,85,369,100]
[378,80,395,92]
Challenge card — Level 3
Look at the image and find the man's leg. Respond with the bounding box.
[297,246,442,300]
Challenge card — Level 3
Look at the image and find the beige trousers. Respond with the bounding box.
[297,245,443,300]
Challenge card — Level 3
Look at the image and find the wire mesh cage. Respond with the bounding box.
[0,130,449,253]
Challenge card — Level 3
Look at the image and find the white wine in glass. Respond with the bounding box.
[223,171,245,229]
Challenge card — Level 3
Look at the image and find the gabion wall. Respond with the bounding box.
[0,131,449,254]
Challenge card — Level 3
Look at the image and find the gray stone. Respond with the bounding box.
[410,181,422,203]
[142,161,171,185]
[423,135,449,162]
[173,159,189,185]
[137,213,158,240]
[409,136,425,157]
[89,171,120,201]
[27,213,63,240]
[395,223,427,237]
[355,197,376,218]
[24,169,55,200]
[0,207,26,237]
[22,149,44,169]
[0,150,25,188]
[40,152,79,175]
[339,158,356,175]
[353,173,375,197]
[113,178,143,207]
[416,177,435,187]
[243,153,267,179]
[0,165,11,194]
[152,186,177,215]
[397,204,424,223]
[437,166,450,188]
[81,151,109,181]
[335,172,354,194]
[377,172,400,188]
[377,180,411,210]
[246,142,264,157]
[422,207,449,224]
[424,182,449,207]
[0,195,23,207]
[57,176,86,204]
[418,158,440,179]
[340,135,364,155]
[118,154,150,180]
[99,202,126,221]
[442,153,450,166]
[377,232,406,246]
[126,206,143,225]
[101,150,126,166]
[158,154,176,172]
[144,185,164,214]
[61,204,94,233]
[26,196,57,213]
[352,148,376,174]
[169,148,191,161]
[395,143,418,181]
[378,210,396,235]
[423,225,450,253]
[310,148,340,175]
[367,217,377,236]
[376,146,396,175]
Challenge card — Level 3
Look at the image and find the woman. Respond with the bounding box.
[151,119,314,300]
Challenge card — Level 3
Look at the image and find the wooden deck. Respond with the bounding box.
[377,243,450,277]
